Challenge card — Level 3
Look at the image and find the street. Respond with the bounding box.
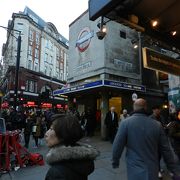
[0,135,173,180]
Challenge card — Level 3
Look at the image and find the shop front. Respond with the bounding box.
[54,79,148,138]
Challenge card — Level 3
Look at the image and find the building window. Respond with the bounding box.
[25,80,37,93]
[28,60,32,70]
[49,68,52,77]
[45,66,47,75]
[60,62,63,69]
[45,53,48,62]
[36,33,40,44]
[50,55,53,64]
[28,45,32,55]
[45,39,49,48]
[34,62,39,72]
[29,29,33,40]
[35,49,39,58]
[56,72,59,79]
[50,41,53,51]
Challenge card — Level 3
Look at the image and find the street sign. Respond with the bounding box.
[142,47,180,76]
[132,93,138,101]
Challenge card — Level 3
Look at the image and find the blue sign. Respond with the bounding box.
[89,0,111,20]
[53,79,146,96]
[104,80,146,92]
[53,80,103,95]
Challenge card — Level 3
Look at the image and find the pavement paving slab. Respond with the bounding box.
[0,135,172,180]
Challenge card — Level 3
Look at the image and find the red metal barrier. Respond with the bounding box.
[0,130,44,173]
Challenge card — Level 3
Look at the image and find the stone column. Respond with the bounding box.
[100,92,109,140]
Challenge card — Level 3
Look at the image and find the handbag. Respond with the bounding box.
[32,125,37,133]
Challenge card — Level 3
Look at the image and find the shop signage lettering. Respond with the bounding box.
[76,27,94,52]
[143,47,180,76]
[53,80,146,95]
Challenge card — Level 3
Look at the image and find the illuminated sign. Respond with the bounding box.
[56,104,62,108]
[27,101,35,105]
[76,27,94,52]
[143,47,180,76]
[41,103,52,108]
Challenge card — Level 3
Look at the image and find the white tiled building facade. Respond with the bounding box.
[1,7,68,108]
[3,6,68,82]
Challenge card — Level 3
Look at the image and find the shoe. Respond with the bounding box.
[158,172,163,179]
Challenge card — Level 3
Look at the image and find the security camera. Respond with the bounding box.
[96,31,106,40]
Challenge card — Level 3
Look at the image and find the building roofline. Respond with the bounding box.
[69,9,88,27]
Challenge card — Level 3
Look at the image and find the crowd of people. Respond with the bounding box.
[1,99,180,180]
[109,99,180,180]
[1,107,57,148]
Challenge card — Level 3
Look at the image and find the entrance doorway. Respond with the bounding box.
[109,97,122,117]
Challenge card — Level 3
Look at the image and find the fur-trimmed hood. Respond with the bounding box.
[46,142,99,165]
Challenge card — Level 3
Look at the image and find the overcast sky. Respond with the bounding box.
[0,0,88,58]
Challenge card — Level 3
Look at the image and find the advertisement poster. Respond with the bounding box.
[168,88,180,113]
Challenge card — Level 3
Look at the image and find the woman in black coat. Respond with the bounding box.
[168,111,180,161]
[44,114,99,180]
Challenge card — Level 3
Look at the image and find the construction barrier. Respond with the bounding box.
[0,130,44,173]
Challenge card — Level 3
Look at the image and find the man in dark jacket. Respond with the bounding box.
[112,98,180,180]
[149,105,167,178]
[8,107,18,130]
[105,106,118,143]
[168,110,180,161]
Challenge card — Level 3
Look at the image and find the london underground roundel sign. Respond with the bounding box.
[76,27,94,52]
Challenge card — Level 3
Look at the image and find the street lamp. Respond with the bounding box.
[0,25,21,111]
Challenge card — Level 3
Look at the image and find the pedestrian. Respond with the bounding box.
[112,98,180,180]
[24,114,33,148]
[32,115,42,148]
[44,114,99,180]
[149,105,167,178]
[104,106,118,143]
[167,109,180,161]
[7,107,17,130]
[119,109,129,122]
[150,105,167,129]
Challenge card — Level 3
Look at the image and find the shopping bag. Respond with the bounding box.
[32,125,37,133]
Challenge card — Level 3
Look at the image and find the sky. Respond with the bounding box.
[0,0,88,57]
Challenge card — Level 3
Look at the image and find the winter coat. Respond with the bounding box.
[45,143,99,180]
[24,117,33,135]
[168,120,180,155]
[112,111,180,180]
[105,111,118,128]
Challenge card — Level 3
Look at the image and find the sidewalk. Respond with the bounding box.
[1,136,172,180]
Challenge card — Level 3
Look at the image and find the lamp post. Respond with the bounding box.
[138,32,143,84]
[0,25,21,111]
[14,34,21,110]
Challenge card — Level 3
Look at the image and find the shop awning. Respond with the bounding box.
[53,80,146,95]
[89,0,180,50]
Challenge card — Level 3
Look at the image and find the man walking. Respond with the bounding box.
[112,98,180,180]
[105,106,118,143]
[149,105,167,178]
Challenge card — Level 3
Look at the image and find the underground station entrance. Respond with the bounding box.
[89,0,180,111]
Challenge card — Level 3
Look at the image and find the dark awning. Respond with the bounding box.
[89,0,180,50]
